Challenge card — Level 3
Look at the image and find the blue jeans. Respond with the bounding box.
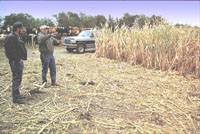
[40,53,56,84]
[9,60,24,98]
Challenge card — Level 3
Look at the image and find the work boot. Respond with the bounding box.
[13,98,25,104]
[13,94,26,99]
[15,95,26,99]
[51,83,60,87]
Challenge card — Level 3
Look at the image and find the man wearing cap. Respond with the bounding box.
[38,25,61,87]
[4,22,27,104]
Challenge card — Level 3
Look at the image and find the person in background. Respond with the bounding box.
[4,22,27,104]
[6,25,11,34]
[50,28,62,43]
[20,27,28,45]
[37,25,61,88]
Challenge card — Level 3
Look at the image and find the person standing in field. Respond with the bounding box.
[37,25,61,87]
[4,22,27,104]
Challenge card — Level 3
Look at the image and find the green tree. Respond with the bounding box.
[138,15,149,28]
[4,13,35,29]
[54,11,80,27]
[55,11,107,28]
[79,12,88,27]
[79,13,96,28]
[121,13,140,27]
[150,15,164,26]
[0,16,3,27]
[108,15,115,31]
[53,12,69,27]
[87,16,97,28]
[67,12,80,27]
[115,17,124,28]
[33,18,55,28]
[95,15,107,28]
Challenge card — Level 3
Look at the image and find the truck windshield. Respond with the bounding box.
[78,31,92,37]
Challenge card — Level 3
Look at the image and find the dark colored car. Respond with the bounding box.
[63,30,96,53]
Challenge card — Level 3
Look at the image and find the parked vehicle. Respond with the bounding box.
[63,30,96,53]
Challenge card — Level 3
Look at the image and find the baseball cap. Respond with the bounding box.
[40,25,49,30]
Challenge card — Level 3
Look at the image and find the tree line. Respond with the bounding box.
[0,12,167,30]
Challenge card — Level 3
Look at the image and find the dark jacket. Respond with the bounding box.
[4,32,27,62]
[37,32,59,54]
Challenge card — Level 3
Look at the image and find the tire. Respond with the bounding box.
[66,48,74,53]
[76,44,85,53]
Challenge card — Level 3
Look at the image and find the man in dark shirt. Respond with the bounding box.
[4,22,27,104]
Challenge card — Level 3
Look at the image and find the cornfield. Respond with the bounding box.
[0,24,200,134]
[95,23,200,78]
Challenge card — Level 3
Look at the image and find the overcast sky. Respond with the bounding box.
[0,1,199,26]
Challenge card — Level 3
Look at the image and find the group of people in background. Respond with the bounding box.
[1,26,63,46]
[4,22,61,104]
[1,25,87,46]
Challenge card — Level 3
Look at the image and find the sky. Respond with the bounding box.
[0,1,199,27]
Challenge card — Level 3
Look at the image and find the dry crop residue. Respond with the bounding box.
[0,46,199,134]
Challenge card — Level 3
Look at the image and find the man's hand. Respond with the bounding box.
[56,40,62,46]
[59,40,64,45]
[51,32,58,37]
[51,33,56,37]
[19,59,23,63]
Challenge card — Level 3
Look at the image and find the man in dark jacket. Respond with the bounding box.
[4,22,27,104]
[37,25,61,87]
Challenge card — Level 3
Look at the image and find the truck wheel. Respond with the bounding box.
[66,48,74,52]
[76,44,85,53]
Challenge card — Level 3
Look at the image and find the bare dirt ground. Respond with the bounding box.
[0,45,199,134]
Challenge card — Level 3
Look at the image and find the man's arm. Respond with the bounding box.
[37,34,51,45]
[52,37,61,46]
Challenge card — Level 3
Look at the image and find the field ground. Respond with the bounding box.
[0,46,199,134]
